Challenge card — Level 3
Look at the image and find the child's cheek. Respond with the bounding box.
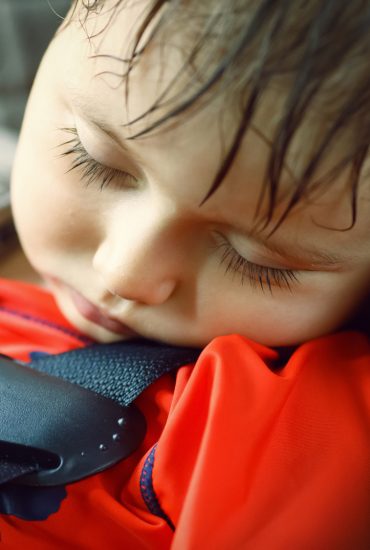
[11,111,97,277]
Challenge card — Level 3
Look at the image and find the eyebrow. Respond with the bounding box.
[69,89,139,154]
[91,117,140,159]
[91,118,129,148]
[242,228,353,269]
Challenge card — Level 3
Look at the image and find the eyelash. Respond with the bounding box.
[58,128,299,293]
[58,127,135,190]
[213,233,300,293]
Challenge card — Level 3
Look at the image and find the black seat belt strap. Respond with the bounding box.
[28,340,200,407]
[0,340,200,487]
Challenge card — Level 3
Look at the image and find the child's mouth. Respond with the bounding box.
[68,287,139,337]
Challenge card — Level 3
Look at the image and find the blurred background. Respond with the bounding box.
[0,0,69,283]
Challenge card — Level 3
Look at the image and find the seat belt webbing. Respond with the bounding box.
[0,340,200,486]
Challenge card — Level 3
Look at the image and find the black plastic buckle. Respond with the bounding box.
[0,355,146,486]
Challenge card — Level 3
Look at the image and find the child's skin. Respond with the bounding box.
[10,1,370,347]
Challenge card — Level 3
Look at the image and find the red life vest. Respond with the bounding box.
[0,278,369,549]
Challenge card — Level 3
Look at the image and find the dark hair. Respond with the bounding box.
[69,0,370,233]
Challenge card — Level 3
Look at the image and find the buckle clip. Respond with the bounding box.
[0,355,146,486]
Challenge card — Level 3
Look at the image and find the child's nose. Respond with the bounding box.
[92,217,182,306]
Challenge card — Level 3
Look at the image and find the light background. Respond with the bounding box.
[0,0,70,283]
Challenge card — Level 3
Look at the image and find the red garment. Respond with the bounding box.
[0,278,369,549]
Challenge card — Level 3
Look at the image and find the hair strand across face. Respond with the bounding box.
[70,0,370,231]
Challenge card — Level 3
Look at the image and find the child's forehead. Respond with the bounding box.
[63,1,370,240]
[64,4,328,151]
[67,1,368,160]
[70,1,219,116]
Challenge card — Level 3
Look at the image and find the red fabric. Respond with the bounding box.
[0,278,369,549]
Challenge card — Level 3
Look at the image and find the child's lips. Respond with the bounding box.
[69,287,139,337]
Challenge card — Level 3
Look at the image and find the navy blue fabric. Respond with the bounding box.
[0,306,91,343]
[0,484,67,521]
[140,443,175,531]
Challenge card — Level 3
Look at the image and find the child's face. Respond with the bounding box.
[11,2,370,346]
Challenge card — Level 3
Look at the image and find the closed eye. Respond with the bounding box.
[58,127,136,190]
[213,232,300,293]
